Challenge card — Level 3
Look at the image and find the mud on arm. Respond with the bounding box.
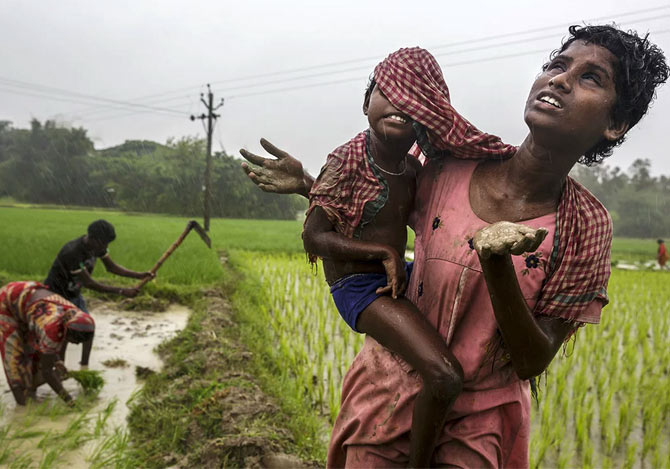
[474,221,574,379]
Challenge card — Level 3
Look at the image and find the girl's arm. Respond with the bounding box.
[240,139,314,198]
[101,255,153,280]
[478,253,575,379]
[39,353,73,404]
[474,222,575,380]
[75,269,139,298]
[303,206,406,298]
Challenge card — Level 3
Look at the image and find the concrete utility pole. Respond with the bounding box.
[191,84,224,231]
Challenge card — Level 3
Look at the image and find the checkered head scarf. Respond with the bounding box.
[373,47,517,160]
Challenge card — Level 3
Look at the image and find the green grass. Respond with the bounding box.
[611,237,665,263]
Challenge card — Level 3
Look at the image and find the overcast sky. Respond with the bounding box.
[2,0,669,176]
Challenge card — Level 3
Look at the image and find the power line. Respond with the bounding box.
[206,5,670,86]
[190,12,670,98]
[54,3,670,120]
[14,6,666,124]
[0,76,188,116]
[225,26,670,101]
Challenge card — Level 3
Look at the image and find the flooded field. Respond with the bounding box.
[0,299,189,467]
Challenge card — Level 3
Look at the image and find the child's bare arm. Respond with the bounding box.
[303,206,407,298]
[75,269,139,298]
[240,139,313,197]
[101,255,153,280]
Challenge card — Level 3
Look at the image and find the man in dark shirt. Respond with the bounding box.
[44,219,153,365]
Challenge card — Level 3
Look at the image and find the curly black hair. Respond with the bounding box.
[363,75,376,109]
[549,24,669,166]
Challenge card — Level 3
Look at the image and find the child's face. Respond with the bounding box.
[524,40,627,155]
[364,85,415,142]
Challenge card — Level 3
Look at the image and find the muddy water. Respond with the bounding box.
[0,300,189,466]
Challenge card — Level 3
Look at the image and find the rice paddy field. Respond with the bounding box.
[1,205,669,467]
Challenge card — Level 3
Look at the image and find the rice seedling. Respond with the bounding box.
[238,252,670,466]
[529,270,670,467]
[68,369,105,394]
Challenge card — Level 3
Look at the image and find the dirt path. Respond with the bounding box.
[128,289,321,468]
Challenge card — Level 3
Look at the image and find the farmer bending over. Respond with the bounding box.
[0,281,95,405]
[44,219,153,365]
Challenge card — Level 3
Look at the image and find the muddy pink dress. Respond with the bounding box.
[327,158,604,468]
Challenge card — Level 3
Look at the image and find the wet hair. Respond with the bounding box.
[547,24,669,166]
[66,328,93,344]
[363,75,376,108]
[87,219,116,244]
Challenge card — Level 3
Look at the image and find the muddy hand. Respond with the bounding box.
[240,139,305,194]
[473,221,548,260]
[376,250,407,299]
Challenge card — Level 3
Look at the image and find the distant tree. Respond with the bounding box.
[572,159,670,237]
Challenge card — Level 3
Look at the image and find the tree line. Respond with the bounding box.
[571,159,670,238]
[0,119,306,220]
[0,119,668,235]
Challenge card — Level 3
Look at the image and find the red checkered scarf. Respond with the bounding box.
[374,47,517,159]
[307,47,516,239]
[307,131,377,239]
[536,177,612,320]
[308,47,612,319]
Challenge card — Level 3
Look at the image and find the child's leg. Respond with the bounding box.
[356,296,464,468]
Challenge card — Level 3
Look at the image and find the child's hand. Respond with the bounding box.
[54,360,68,380]
[240,139,306,194]
[473,222,548,259]
[377,249,407,299]
[120,287,140,298]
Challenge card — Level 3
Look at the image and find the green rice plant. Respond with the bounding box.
[8,453,32,469]
[68,369,105,394]
[624,441,638,469]
[0,425,11,464]
[527,270,669,467]
[38,446,64,469]
[87,427,133,469]
[244,252,365,424]
[37,410,93,451]
[94,399,118,438]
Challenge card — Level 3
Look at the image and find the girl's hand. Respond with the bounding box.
[474,221,548,259]
[377,249,407,299]
[54,360,68,380]
[240,139,307,194]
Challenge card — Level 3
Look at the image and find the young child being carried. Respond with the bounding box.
[302,47,516,467]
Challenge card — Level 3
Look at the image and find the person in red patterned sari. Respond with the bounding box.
[241,25,668,467]
[0,281,95,405]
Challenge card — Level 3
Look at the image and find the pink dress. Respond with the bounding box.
[328,158,604,468]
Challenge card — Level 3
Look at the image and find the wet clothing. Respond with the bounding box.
[328,158,611,467]
[330,262,414,332]
[0,281,94,396]
[306,47,516,240]
[44,236,108,301]
[659,242,668,267]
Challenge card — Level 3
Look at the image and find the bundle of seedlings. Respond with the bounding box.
[68,369,105,394]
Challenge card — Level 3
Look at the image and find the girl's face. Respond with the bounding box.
[364,85,415,143]
[524,40,627,155]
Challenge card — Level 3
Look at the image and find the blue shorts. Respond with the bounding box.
[330,262,413,332]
